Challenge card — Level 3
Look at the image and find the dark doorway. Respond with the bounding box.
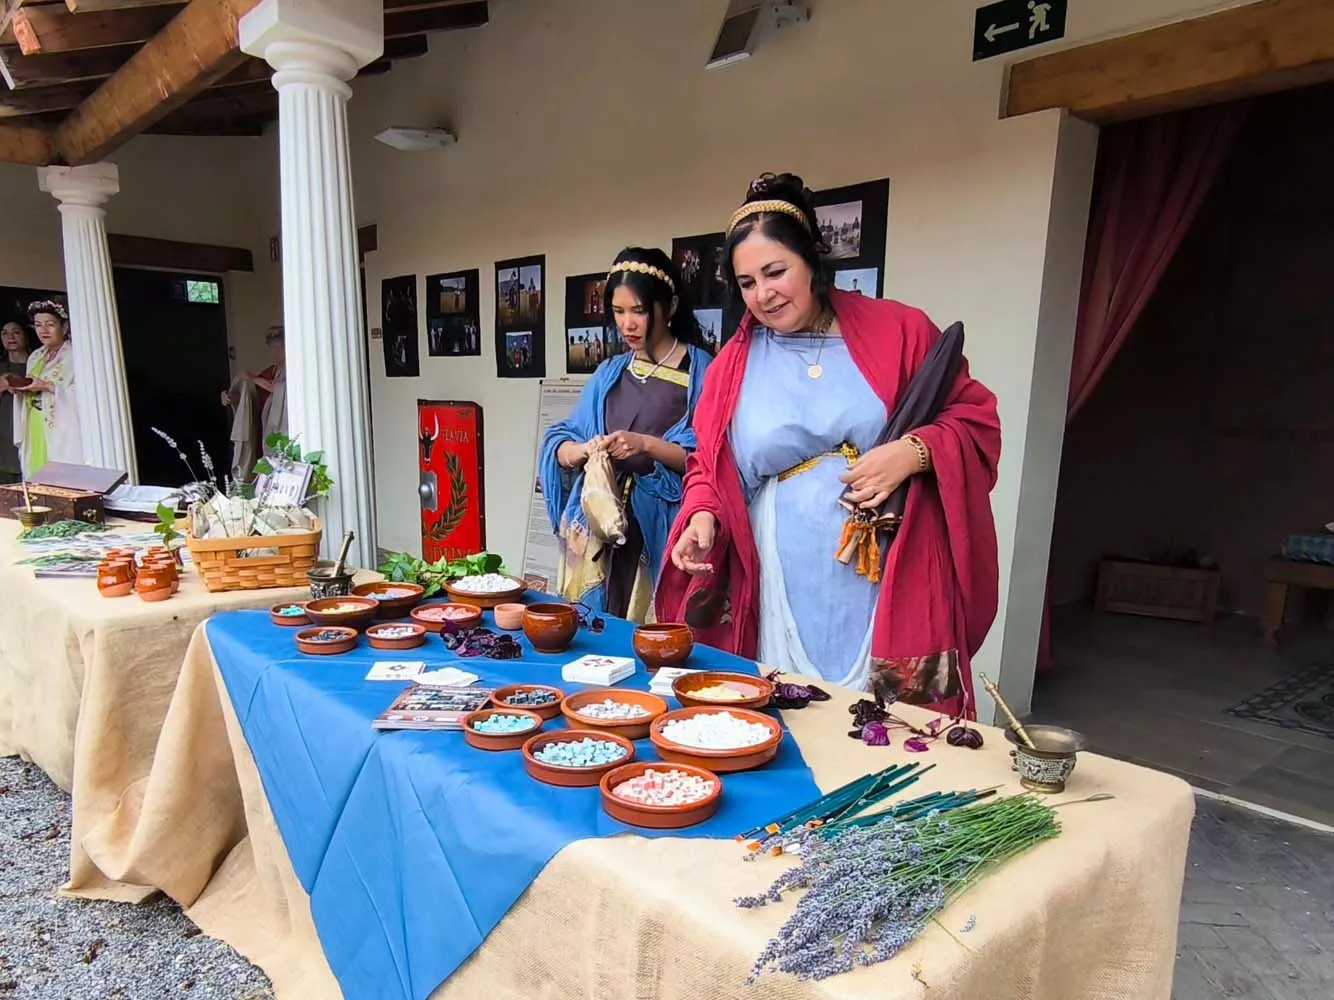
[113,268,232,487]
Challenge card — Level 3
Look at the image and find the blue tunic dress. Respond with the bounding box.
[730,331,886,686]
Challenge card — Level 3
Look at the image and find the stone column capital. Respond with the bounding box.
[37,163,120,210]
[241,0,383,87]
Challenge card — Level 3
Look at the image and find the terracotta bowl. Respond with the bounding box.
[410,602,483,634]
[522,730,636,787]
[672,671,773,710]
[6,374,31,390]
[649,706,784,773]
[295,625,358,656]
[442,576,528,609]
[270,602,311,627]
[303,596,379,632]
[560,689,669,741]
[462,708,544,751]
[522,602,579,653]
[493,603,527,631]
[353,581,426,619]
[492,683,566,720]
[599,761,722,830]
[632,623,694,673]
[366,622,427,650]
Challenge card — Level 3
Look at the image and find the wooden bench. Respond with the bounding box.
[1262,557,1334,646]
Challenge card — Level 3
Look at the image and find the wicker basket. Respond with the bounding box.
[186,518,323,593]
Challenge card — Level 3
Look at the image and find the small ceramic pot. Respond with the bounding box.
[143,558,179,593]
[522,603,579,653]
[632,623,694,673]
[493,603,527,631]
[97,563,133,598]
[135,567,172,603]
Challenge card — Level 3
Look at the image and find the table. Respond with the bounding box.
[0,518,370,900]
[75,615,1196,1000]
[1262,556,1334,646]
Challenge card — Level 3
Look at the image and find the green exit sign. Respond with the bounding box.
[973,0,1067,61]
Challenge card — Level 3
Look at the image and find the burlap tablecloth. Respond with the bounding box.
[79,620,1195,1000]
[0,519,367,901]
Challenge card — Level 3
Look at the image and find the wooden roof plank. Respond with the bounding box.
[1,40,137,86]
[385,1,486,38]
[13,2,182,55]
[1005,0,1334,123]
[0,76,97,117]
[53,0,262,164]
[64,0,180,12]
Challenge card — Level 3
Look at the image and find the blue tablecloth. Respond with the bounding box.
[206,610,822,1000]
[1281,532,1334,566]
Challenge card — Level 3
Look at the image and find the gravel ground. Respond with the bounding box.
[0,756,274,1000]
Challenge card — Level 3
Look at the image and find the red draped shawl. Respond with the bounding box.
[654,291,1001,717]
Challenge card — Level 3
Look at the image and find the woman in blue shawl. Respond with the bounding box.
[541,247,713,621]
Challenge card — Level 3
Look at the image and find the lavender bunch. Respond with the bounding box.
[151,427,219,504]
[737,795,1059,981]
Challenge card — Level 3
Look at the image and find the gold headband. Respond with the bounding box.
[725,199,812,237]
[608,260,675,292]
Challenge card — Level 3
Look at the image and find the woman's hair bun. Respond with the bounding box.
[745,172,817,215]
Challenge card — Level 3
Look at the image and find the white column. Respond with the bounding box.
[37,163,138,481]
[242,0,382,569]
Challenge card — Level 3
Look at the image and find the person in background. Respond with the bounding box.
[540,248,713,621]
[221,325,287,456]
[0,321,33,483]
[6,301,82,477]
[657,173,1001,718]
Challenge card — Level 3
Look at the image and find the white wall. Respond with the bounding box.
[348,0,1254,715]
[0,133,282,378]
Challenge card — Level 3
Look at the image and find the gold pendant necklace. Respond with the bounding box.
[807,306,835,379]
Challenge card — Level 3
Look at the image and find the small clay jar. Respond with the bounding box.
[522,603,579,653]
[97,562,133,598]
[632,623,694,673]
[143,558,179,593]
[135,566,172,602]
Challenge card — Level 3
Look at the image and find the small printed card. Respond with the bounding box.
[562,654,636,686]
[650,666,705,695]
[365,661,426,682]
[415,666,480,687]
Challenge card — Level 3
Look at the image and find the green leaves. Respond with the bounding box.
[154,503,183,549]
[253,433,334,499]
[376,549,507,597]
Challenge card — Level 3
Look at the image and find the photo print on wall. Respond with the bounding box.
[381,274,420,378]
[425,269,482,358]
[564,272,627,375]
[814,178,889,299]
[494,255,546,379]
[671,232,743,348]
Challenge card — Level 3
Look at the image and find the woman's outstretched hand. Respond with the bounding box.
[671,511,717,575]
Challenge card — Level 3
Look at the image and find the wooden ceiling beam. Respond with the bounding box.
[1005,0,1334,123]
[53,0,261,164]
[0,120,52,164]
[65,0,179,12]
[385,1,486,38]
[12,3,183,55]
[1,40,136,87]
[0,76,97,117]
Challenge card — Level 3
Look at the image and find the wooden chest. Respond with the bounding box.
[0,484,105,524]
[1094,559,1221,623]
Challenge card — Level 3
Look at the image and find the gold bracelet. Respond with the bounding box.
[902,434,930,473]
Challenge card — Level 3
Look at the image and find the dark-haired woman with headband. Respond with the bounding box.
[656,174,1001,719]
[5,300,81,476]
[540,247,713,621]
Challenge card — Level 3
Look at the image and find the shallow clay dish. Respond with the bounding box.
[270,602,311,627]
[649,706,783,773]
[522,602,579,653]
[522,729,636,788]
[366,622,427,650]
[353,581,426,619]
[295,625,358,656]
[493,603,526,630]
[672,671,773,710]
[441,576,527,609]
[410,601,483,634]
[632,623,694,672]
[560,689,669,741]
[304,596,378,632]
[462,708,544,751]
[599,761,722,830]
[492,683,566,720]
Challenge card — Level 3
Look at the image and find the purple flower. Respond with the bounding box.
[861,722,890,747]
[903,738,931,753]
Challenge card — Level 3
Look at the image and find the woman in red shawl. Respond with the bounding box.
[656,173,1001,718]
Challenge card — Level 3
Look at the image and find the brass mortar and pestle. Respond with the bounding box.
[14,480,52,530]
[982,674,1088,794]
[307,531,355,600]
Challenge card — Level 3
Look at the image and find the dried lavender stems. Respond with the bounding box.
[737,795,1061,981]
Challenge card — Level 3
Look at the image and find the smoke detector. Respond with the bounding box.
[374,127,457,151]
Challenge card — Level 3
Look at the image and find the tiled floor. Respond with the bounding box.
[1033,610,1334,827]
[1176,796,1334,999]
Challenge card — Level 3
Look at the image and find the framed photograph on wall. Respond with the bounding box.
[425,269,481,358]
[381,274,420,378]
[494,255,546,379]
[671,233,744,347]
[563,272,626,375]
[814,178,889,299]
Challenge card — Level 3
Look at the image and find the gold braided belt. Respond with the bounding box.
[776,443,860,482]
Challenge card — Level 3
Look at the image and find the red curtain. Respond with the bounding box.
[1037,102,1249,671]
